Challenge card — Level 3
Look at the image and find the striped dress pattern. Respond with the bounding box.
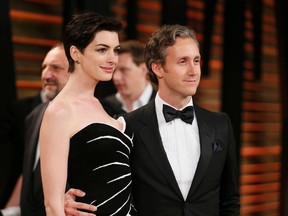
[68,121,136,216]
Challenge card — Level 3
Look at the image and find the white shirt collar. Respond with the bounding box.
[116,83,153,112]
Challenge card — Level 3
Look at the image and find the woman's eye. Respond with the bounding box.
[97,48,107,53]
[114,48,120,55]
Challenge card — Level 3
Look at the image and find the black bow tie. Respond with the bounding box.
[162,104,194,124]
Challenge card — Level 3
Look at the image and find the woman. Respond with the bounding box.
[40,11,136,216]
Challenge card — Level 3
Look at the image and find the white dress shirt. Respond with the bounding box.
[116,83,153,112]
[33,140,40,170]
[155,94,200,200]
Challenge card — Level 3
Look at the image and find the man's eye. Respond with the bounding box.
[194,58,200,64]
[53,66,60,70]
[179,59,186,64]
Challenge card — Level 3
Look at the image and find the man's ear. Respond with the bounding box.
[70,46,81,63]
[151,62,163,79]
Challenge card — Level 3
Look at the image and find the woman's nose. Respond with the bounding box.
[108,50,119,64]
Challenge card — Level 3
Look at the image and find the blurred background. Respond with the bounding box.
[0,0,287,215]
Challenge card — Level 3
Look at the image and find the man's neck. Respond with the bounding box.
[123,81,147,101]
[117,82,152,112]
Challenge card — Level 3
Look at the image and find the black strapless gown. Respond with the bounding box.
[68,119,136,216]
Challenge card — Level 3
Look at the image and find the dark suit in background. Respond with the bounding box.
[124,100,240,216]
[100,89,157,116]
[0,93,42,207]
[20,102,48,216]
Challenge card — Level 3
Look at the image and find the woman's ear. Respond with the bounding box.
[70,46,80,63]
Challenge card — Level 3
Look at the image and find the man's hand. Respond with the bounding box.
[64,188,97,216]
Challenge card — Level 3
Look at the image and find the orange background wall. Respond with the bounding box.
[9,0,285,215]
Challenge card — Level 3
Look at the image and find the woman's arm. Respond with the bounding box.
[40,105,70,216]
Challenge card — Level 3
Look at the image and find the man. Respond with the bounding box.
[125,24,240,215]
[0,42,70,208]
[0,43,70,216]
[100,40,156,116]
[66,24,240,216]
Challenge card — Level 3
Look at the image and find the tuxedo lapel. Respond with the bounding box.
[138,101,183,199]
[187,105,214,198]
[25,103,48,176]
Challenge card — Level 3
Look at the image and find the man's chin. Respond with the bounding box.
[116,88,126,94]
[43,90,58,101]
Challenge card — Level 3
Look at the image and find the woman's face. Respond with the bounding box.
[79,30,120,82]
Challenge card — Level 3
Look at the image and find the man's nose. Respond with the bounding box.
[188,62,197,75]
[42,67,54,78]
[113,69,121,81]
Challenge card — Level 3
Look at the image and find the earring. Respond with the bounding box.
[75,60,80,64]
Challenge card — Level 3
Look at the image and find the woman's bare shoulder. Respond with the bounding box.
[45,99,71,121]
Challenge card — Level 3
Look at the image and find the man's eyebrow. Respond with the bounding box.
[50,63,65,69]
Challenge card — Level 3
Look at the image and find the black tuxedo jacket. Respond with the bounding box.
[0,93,42,207]
[20,102,48,216]
[100,89,157,117]
[124,100,240,216]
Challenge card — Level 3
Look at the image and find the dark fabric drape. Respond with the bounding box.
[275,1,288,215]
[251,0,262,80]
[0,1,16,107]
[221,0,245,160]
[161,0,187,25]
[126,0,138,39]
[201,0,217,76]
[0,1,16,208]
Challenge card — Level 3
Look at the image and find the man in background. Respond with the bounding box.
[0,43,70,216]
[101,40,156,116]
[0,43,70,208]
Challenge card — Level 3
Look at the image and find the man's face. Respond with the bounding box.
[112,53,147,99]
[155,37,201,100]
[41,46,70,101]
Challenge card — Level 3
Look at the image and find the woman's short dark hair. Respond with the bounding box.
[63,11,122,72]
